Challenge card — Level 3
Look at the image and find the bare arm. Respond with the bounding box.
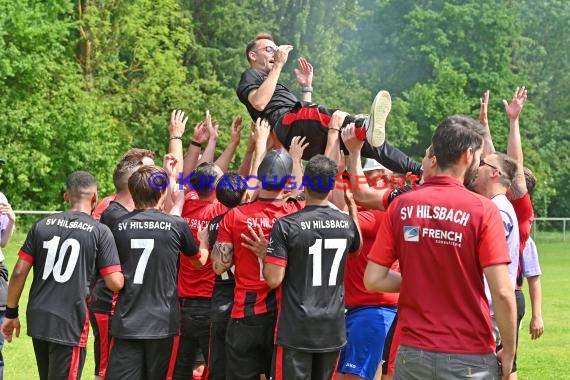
[103,272,124,292]
[483,264,517,377]
[504,86,528,199]
[363,261,401,292]
[183,122,208,179]
[211,241,234,275]
[238,126,256,177]
[479,90,495,156]
[342,124,388,210]
[527,275,544,340]
[0,202,16,248]
[215,117,243,172]
[263,262,285,289]
[288,136,309,198]
[193,225,210,267]
[197,111,219,165]
[247,45,293,111]
[168,110,188,175]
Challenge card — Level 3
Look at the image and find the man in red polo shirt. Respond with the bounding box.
[361,115,517,379]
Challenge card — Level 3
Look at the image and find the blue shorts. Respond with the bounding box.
[337,306,397,380]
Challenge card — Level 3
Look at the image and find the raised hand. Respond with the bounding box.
[273,45,294,69]
[205,110,219,141]
[253,118,271,148]
[503,86,527,121]
[230,116,244,145]
[288,136,309,162]
[170,110,188,138]
[193,122,208,144]
[341,123,365,154]
[294,57,313,87]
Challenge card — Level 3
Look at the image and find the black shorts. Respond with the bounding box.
[225,312,276,380]
[89,311,112,377]
[32,338,86,380]
[208,309,232,380]
[106,336,174,380]
[173,298,211,380]
[382,311,398,375]
[271,345,339,380]
[275,103,336,160]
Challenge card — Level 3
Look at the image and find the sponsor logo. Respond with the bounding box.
[403,226,419,242]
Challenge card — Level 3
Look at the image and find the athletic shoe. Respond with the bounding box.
[364,90,391,147]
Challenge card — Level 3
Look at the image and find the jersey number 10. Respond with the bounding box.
[308,238,346,286]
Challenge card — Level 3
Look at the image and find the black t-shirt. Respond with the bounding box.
[110,209,199,339]
[90,201,130,313]
[19,211,120,346]
[266,205,360,352]
[208,213,235,320]
[236,68,299,126]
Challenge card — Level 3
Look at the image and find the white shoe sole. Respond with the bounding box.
[366,90,391,147]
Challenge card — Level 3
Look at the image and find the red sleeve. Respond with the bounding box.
[99,264,122,276]
[265,256,287,267]
[367,208,397,267]
[18,249,34,264]
[511,193,534,253]
[216,209,234,244]
[478,201,511,267]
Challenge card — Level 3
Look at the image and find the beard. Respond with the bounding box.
[464,158,479,189]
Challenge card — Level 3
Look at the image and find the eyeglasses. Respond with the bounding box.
[254,46,276,54]
[479,159,499,171]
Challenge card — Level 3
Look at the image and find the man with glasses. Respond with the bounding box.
[471,152,521,378]
[237,33,422,177]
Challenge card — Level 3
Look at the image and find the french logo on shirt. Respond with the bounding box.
[403,226,420,242]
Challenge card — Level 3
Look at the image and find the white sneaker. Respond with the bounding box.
[365,90,391,147]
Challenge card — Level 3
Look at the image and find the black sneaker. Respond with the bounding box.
[364,90,391,147]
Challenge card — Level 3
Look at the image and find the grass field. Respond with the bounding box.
[2,231,569,379]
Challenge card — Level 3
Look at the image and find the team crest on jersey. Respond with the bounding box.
[403,226,419,242]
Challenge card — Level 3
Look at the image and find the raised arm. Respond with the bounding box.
[287,136,309,198]
[197,110,219,165]
[237,123,257,177]
[294,57,313,102]
[504,86,528,199]
[248,45,293,111]
[168,110,188,175]
[215,116,244,172]
[342,124,388,211]
[183,121,208,179]
[479,90,495,156]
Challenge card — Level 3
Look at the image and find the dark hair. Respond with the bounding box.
[190,162,219,198]
[128,165,166,209]
[121,148,156,163]
[432,115,486,170]
[494,152,518,188]
[303,155,338,200]
[66,171,97,197]
[216,172,246,208]
[112,160,141,192]
[246,32,274,63]
[524,166,537,193]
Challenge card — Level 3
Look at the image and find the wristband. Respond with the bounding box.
[169,136,182,141]
[301,86,313,93]
[190,140,202,148]
[5,306,18,319]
